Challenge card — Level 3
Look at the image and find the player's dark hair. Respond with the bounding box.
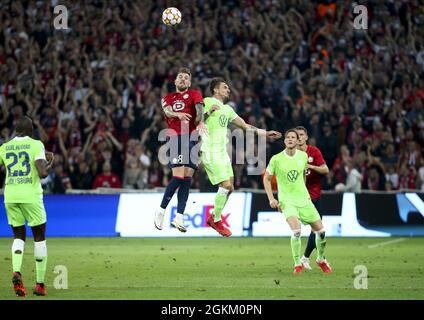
[177,67,191,77]
[295,126,308,135]
[285,128,299,139]
[209,77,227,95]
[15,116,33,136]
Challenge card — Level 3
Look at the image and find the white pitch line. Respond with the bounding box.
[368,238,406,249]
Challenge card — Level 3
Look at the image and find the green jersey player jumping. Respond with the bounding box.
[263,129,332,274]
[201,78,281,236]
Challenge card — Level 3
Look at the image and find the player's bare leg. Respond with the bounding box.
[207,178,233,237]
[32,223,48,295]
[310,220,332,273]
[287,216,303,274]
[11,226,27,297]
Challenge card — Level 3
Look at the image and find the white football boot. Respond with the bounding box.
[300,256,313,270]
[171,214,187,233]
[154,208,165,230]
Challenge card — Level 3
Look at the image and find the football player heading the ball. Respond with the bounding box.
[154,68,206,233]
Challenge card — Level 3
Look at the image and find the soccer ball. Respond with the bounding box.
[162,7,182,26]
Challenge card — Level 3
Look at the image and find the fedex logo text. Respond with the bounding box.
[170,205,231,228]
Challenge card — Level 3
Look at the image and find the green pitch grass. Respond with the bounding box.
[0,237,423,300]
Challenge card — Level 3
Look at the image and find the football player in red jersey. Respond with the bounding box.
[295,126,329,270]
[154,68,206,233]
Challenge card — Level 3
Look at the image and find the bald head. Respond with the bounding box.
[15,116,33,137]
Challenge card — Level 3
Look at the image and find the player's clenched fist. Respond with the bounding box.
[45,151,55,168]
[269,199,280,209]
[266,131,282,139]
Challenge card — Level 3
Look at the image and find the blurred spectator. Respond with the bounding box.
[1,0,424,192]
[398,164,418,190]
[335,160,363,193]
[385,164,400,190]
[321,170,337,191]
[0,127,10,145]
[43,163,72,194]
[122,157,143,189]
[70,158,94,190]
[92,162,122,189]
[381,144,399,167]
[332,145,351,184]
[122,144,151,189]
[364,156,387,191]
[419,159,424,191]
[318,122,338,168]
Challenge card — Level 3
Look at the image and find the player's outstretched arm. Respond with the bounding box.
[163,106,192,121]
[263,171,280,210]
[204,104,220,122]
[195,102,207,136]
[35,152,55,178]
[35,160,49,179]
[194,102,205,125]
[231,116,282,139]
[45,151,55,170]
[307,164,329,175]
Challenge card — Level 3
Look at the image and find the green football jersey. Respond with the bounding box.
[0,136,46,203]
[266,149,310,207]
[201,97,238,154]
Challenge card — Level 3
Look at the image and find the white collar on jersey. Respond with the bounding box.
[283,149,297,158]
[14,136,30,140]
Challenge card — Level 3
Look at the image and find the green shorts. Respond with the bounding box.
[280,201,321,225]
[200,151,233,185]
[5,202,47,227]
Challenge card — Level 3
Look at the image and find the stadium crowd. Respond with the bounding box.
[1,0,424,193]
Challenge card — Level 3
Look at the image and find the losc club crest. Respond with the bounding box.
[287,170,299,182]
[172,101,185,111]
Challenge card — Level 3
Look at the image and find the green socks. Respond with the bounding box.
[315,230,327,261]
[35,257,48,283]
[291,234,301,266]
[12,252,23,273]
[12,239,25,273]
[34,241,48,283]
[213,187,230,222]
[11,239,48,283]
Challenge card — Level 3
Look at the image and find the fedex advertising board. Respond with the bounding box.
[116,192,251,237]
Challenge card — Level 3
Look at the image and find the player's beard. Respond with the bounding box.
[222,94,230,103]
[176,84,189,92]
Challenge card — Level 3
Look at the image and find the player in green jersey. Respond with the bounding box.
[0,116,54,296]
[201,78,281,236]
[263,129,332,274]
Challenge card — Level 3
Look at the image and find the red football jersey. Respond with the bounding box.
[161,89,203,136]
[305,145,326,200]
[92,173,122,189]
